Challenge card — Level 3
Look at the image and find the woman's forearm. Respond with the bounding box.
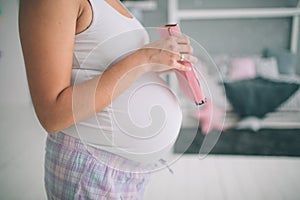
[46,50,148,134]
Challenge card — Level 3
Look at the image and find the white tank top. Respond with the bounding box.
[61,0,182,164]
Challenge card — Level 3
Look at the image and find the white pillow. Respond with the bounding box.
[236,117,262,132]
[255,57,279,78]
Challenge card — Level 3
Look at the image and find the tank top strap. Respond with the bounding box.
[85,0,99,32]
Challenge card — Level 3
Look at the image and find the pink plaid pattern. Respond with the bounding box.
[44,132,152,200]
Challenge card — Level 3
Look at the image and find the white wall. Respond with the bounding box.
[0,0,31,106]
[0,1,47,199]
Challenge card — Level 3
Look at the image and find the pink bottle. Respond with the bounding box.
[158,24,206,106]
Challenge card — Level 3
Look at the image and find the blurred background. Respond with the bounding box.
[1,0,300,199]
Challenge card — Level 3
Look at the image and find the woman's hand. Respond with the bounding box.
[140,35,198,72]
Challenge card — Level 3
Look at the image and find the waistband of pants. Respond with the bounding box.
[47,131,156,173]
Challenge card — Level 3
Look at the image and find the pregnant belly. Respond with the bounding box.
[64,71,182,164]
[102,72,183,163]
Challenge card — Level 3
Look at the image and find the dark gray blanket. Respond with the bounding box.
[223,77,299,118]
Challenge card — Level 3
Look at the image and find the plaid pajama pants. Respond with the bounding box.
[44,132,153,200]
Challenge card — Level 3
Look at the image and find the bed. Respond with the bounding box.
[174,55,300,156]
[196,53,300,131]
[165,0,300,156]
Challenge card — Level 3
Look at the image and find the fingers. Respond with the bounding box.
[166,35,197,71]
[174,62,192,71]
[177,54,198,64]
[161,54,190,71]
[178,44,193,54]
[143,34,197,72]
[166,35,193,54]
[175,35,190,45]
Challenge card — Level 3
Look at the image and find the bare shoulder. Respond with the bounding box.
[19,0,81,19]
[19,0,81,42]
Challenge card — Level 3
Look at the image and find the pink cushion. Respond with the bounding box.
[229,58,256,81]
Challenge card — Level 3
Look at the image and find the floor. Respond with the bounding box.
[144,155,300,200]
[1,105,300,200]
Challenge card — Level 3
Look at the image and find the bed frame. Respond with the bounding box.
[168,0,300,53]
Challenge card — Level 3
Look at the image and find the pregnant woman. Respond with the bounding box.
[19,0,196,199]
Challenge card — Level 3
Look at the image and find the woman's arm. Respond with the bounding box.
[19,0,195,134]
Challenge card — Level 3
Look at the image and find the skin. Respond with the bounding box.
[18,0,197,134]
